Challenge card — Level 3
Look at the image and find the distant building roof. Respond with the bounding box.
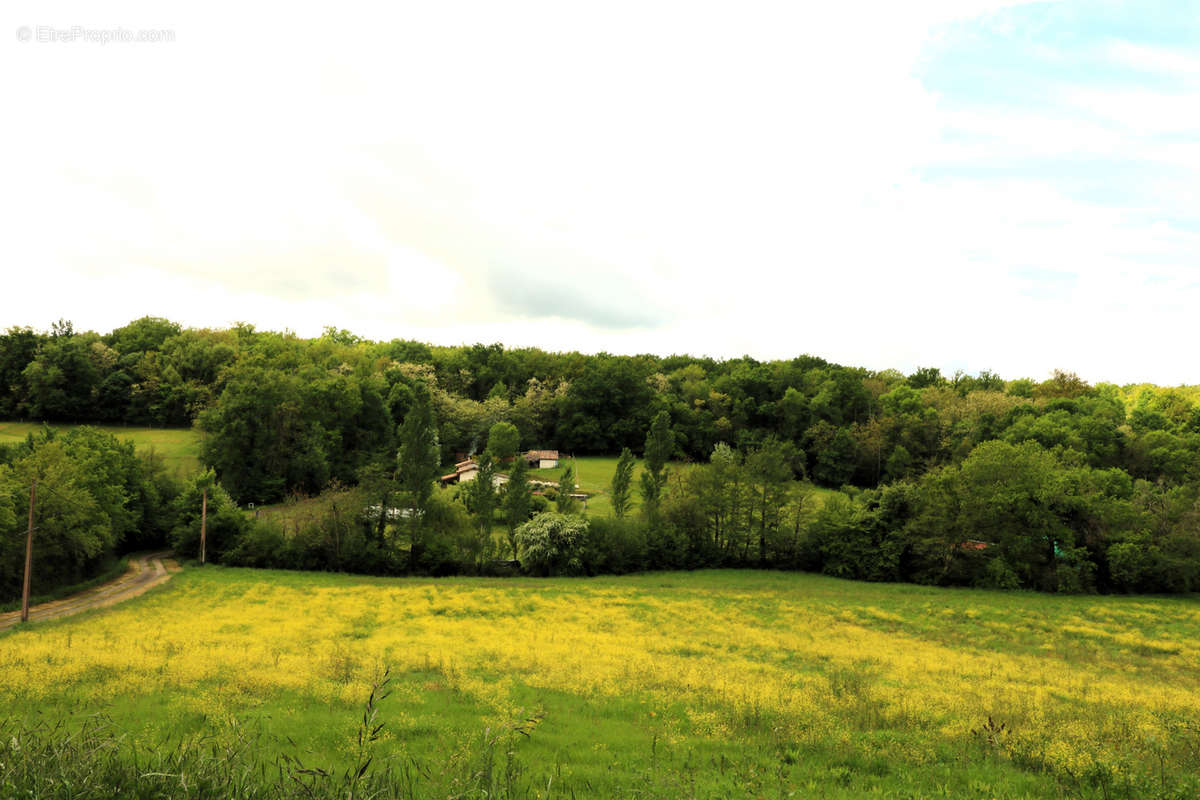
[440,459,480,483]
[525,450,559,460]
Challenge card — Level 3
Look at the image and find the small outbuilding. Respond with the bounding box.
[524,449,560,469]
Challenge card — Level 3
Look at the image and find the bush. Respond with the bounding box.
[515,513,589,576]
[170,505,250,564]
[582,517,647,574]
[224,519,289,568]
[1107,540,1147,592]
[802,491,907,583]
[978,556,1021,590]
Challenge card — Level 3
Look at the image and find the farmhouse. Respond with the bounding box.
[440,458,479,485]
[524,449,560,469]
[439,459,509,488]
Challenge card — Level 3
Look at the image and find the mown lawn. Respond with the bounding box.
[0,420,203,476]
[531,455,843,518]
[530,455,635,518]
[2,567,1198,798]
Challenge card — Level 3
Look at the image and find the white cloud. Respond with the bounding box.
[3,0,1198,385]
[1104,40,1200,81]
[1066,88,1200,135]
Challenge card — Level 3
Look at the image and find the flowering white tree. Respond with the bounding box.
[515,513,589,576]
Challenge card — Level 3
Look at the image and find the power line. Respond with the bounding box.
[15,479,95,517]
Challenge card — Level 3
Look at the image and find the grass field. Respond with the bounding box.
[251,487,361,532]
[530,454,637,517]
[2,567,1198,798]
[0,420,203,477]
[531,456,843,518]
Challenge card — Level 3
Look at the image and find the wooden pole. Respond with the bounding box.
[21,480,36,623]
[200,487,207,565]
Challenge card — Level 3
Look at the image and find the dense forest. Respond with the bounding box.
[2,316,1199,598]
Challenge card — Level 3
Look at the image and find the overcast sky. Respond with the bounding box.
[3,1,1198,384]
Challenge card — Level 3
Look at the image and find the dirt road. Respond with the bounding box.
[0,552,177,632]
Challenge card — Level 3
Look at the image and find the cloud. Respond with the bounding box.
[1104,40,1200,80]
[485,267,664,330]
[3,0,1200,384]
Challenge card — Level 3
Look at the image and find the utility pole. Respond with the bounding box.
[21,480,36,623]
[200,487,207,565]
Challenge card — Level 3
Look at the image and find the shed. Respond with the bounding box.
[524,449,560,469]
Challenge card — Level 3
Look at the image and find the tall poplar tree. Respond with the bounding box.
[610,447,636,519]
[502,456,531,558]
[639,411,672,515]
[557,462,579,514]
[465,453,498,565]
[397,386,439,571]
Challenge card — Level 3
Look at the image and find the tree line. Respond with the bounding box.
[2,317,1199,596]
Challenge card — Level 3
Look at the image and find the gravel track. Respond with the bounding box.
[0,552,176,632]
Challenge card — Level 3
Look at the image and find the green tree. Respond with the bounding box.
[397,387,440,571]
[745,437,797,563]
[640,411,672,515]
[778,386,810,441]
[702,442,749,560]
[197,366,331,503]
[485,421,521,461]
[556,356,655,453]
[463,454,499,566]
[557,462,579,514]
[501,456,531,558]
[106,316,182,355]
[0,442,111,600]
[907,440,1105,591]
[0,326,43,418]
[59,427,148,548]
[610,447,636,520]
[21,332,104,421]
[908,366,944,389]
[357,460,398,546]
[884,444,913,482]
[515,512,589,576]
[1034,369,1089,400]
[805,485,911,582]
[811,425,857,487]
[168,472,246,565]
[1007,378,1035,398]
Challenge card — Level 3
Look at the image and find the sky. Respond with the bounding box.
[2,1,1198,385]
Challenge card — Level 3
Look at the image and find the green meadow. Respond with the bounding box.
[2,566,1198,798]
[0,420,203,477]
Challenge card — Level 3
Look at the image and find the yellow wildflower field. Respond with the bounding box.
[2,567,1198,797]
